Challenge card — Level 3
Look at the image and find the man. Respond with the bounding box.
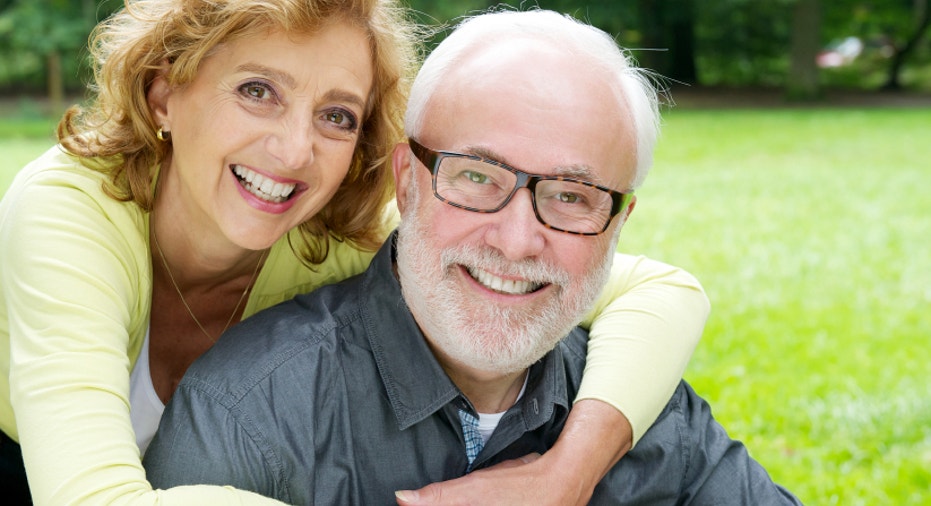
[145,9,800,505]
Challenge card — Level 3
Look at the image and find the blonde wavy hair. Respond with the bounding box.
[59,0,419,264]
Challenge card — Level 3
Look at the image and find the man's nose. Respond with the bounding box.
[483,188,546,261]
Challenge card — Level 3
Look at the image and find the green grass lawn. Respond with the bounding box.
[2,107,930,504]
[617,107,931,505]
[1,116,58,192]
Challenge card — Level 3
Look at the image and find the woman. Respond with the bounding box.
[0,0,708,504]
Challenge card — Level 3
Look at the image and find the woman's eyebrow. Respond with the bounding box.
[236,63,367,110]
[323,89,368,111]
[236,63,297,88]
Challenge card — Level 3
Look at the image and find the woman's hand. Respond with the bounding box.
[395,400,632,506]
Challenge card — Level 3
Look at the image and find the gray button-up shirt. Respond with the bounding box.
[144,232,800,505]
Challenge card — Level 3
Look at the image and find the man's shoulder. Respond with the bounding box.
[556,326,589,360]
[180,277,370,403]
[546,327,589,399]
[555,326,589,364]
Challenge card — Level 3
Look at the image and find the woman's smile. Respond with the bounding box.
[232,164,300,204]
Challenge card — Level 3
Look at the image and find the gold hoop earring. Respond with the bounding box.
[156,127,170,142]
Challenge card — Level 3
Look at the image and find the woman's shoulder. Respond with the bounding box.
[4,146,128,207]
[1,145,147,254]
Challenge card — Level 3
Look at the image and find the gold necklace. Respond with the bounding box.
[151,228,267,343]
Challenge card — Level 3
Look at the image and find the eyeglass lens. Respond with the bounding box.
[435,155,615,234]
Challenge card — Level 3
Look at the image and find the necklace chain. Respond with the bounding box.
[151,228,267,344]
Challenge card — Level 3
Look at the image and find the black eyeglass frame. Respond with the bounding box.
[408,138,633,236]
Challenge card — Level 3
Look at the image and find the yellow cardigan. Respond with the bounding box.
[0,146,708,505]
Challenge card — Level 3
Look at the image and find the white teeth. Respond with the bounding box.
[467,267,542,295]
[232,165,297,203]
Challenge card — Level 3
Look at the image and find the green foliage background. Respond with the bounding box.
[1,0,930,94]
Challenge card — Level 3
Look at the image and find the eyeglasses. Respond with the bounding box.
[408,139,633,236]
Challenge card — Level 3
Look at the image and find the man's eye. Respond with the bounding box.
[464,171,490,184]
[557,192,581,204]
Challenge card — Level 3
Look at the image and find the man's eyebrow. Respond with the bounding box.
[467,145,600,181]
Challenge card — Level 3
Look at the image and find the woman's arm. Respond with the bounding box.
[0,155,288,506]
[576,253,710,443]
[396,253,709,506]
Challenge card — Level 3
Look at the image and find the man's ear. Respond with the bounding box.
[392,142,414,215]
[147,61,173,130]
[615,195,637,231]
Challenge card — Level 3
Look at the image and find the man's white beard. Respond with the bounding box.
[396,182,614,375]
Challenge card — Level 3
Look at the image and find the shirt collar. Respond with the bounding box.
[360,232,460,430]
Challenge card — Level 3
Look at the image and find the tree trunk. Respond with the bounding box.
[637,0,697,84]
[637,0,664,74]
[882,0,930,91]
[787,0,821,101]
[667,0,698,84]
[47,50,64,116]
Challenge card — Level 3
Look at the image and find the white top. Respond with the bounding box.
[476,372,529,444]
[128,329,165,456]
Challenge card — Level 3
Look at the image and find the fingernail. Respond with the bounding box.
[396,490,418,501]
[520,452,542,464]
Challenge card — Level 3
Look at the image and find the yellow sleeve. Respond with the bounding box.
[0,150,289,506]
[244,201,399,315]
[576,253,710,445]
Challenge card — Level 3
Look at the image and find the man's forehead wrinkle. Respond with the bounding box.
[463,145,603,183]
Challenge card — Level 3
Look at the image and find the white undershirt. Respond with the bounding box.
[476,372,529,443]
[128,328,165,457]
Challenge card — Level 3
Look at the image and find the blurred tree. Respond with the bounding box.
[694,0,793,87]
[405,0,930,92]
[788,0,822,99]
[821,0,931,91]
[405,0,640,61]
[0,0,927,101]
[882,0,930,89]
[0,0,97,112]
[636,0,698,84]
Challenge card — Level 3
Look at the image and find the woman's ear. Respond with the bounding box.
[392,142,414,216]
[147,61,173,130]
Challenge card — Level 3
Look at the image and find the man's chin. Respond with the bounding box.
[453,356,530,377]
[447,340,546,376]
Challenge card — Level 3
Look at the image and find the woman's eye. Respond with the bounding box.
[325,111,345,124]
[239,82,275,102]
[323,110,359,132]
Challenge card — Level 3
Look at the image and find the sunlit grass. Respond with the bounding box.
[1,138,55,194]
[0,112,58,193]
[617,107,931,505]
[2,107,930,504]
[0,117,57,139]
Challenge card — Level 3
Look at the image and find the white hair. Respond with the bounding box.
[404,8,661,189]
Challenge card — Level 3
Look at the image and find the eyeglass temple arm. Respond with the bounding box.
[408,139,438,171]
